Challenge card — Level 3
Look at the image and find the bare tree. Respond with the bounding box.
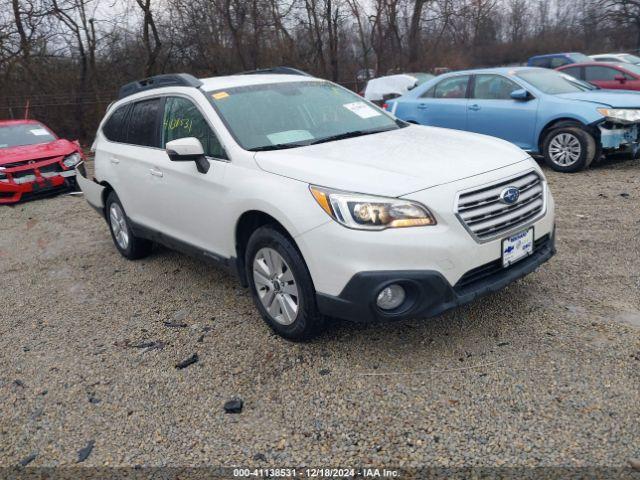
[2,0,638,141]
[134,0,162,75]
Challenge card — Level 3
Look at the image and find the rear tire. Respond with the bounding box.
[105,191,153,260]
[245,226,324,341]
[542,123,596,173]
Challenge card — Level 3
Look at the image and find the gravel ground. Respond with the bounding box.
[1,157,639,470]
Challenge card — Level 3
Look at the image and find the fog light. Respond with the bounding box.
[376,284,406,310]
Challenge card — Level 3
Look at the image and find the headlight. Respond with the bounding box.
[310,186,436,230]
[62,152,82,168]
[597,108,640,124]
[0,168,7,183]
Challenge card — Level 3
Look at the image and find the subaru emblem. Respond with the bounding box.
[500,186,520,205]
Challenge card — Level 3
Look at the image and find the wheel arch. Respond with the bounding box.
[234,210,302,288]
[99,181,115,218]
[537,117,599,153]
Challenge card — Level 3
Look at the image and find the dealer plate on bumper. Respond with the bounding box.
[502,228,533,268]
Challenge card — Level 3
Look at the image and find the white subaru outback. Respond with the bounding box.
[77,70,556,340]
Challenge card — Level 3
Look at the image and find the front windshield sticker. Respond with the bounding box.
[212,91,229,100]
[266,130,314,145]
[30,128,50,136]
[343,101,381,119]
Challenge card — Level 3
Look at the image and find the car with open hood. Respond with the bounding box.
[0,119,84,204]
[75,71,555,340]
[386,66,640,172]
[363,73,434,106]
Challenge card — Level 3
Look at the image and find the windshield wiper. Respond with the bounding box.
[249,142,309,152]
[308,127,395,146]
[250,126,400,150]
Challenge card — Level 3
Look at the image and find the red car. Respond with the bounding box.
[0,120,84,204]
[557,62,640,91]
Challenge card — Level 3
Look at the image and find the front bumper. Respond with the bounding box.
[0,166,78,204]
[317,232,555,322]
[598,122,640,153]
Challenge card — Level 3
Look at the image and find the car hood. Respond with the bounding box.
[254,126,529,197]
[0,139,77,165]
[556,91,640,108]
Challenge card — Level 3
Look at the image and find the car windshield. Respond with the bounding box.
[516,69,589,94]
[619,63,640,75]
[0,124,56,148]
[566,76,599,90]
[569,53,591,63]
[208,80,403,151]
[621,54,640,64]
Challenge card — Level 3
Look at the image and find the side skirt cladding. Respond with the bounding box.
[128,220,243,281]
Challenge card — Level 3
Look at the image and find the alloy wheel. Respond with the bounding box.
[549,132,581,166]
[252,247,299,325]
[109,203,130,250]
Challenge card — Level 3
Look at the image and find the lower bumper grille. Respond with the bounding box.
[455,234,550,292]
[11,170,37,184]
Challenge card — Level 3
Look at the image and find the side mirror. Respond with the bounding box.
[166,137,210,174]
[510,88,530,101]
[614,74,627,83]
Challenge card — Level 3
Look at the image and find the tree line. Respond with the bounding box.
[1,0,638,141]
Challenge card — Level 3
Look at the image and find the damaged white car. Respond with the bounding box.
[75,71,556,340]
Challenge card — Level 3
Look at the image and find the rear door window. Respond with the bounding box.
[162,97,226,159]
[432,76,470,99]
[531,58,550,68]
[102,104,130,143]
[471,75,520,100]
[550,57,570,68]
[560,66,582,80]
[126,98,162,147]
[420,85,435,98]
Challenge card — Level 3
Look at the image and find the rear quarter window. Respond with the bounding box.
[102,104,130,143]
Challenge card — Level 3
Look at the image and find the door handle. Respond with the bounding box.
[417,103,428,110]
[468,104,481,111]
[109,157,120,165]
[149,168,163,177]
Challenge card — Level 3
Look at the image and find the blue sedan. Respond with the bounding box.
[387,67,640,172]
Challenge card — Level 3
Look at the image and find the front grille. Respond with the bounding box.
[455,234,550,292]
[456,171,545,240]
[2,160,32,169]
[39,163,63,177]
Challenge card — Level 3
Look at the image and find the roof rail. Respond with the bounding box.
[239,66,313,77]
[118,73,203,100]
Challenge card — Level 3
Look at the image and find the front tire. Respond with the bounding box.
[542,123,596,173]
[105,191,153,260]
[245,226,324,341]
